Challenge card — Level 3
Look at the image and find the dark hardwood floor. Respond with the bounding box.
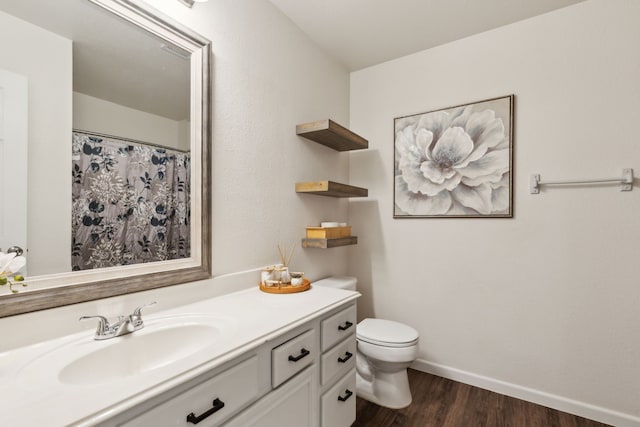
[352,369,610,427]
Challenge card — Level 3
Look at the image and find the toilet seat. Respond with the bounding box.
[357,318,419,348]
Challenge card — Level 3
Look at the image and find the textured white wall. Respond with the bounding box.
[0,11,71,276]
[0,0,350,348]
[349,0,640,424]
[143,0,351,279]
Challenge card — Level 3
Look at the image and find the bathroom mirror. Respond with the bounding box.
[0,0,211,317]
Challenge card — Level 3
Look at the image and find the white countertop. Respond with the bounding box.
[0,285,359,426]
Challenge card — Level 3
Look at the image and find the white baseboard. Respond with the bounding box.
[411,359,640,427]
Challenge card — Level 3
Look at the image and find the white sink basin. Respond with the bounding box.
[59,323,219,385]
[17,314,232,387]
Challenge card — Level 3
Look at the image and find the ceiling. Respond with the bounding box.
[1,0,587,119]
[268,0,586,71]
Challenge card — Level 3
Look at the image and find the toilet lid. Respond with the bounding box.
[357,318,419,348]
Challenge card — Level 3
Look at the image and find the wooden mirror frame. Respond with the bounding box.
[0,0,211,318]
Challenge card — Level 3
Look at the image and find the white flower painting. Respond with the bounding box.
[394,95,513,217]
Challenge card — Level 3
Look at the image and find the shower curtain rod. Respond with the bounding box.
[73,128,190,153]
[530,168,634,194]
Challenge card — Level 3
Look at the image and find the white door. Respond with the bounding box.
[0,69,28,266]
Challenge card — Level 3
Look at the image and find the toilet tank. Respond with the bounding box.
[313,276,357,291]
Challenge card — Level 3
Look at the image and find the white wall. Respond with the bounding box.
[0,0,350,348]
[178,119,190,151]
[0,11,72,276]
[349,0,640,425]
[146,0,352,281]
[73,92,189,151]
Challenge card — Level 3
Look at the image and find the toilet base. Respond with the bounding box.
[355,366,412,409]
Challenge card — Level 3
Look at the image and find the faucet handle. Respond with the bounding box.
[79,315,110,336]
[131,301,156,320]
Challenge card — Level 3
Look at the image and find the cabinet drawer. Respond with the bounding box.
[321,369,356,427]
[271,329,315,388]
[321,305,356,351]
[321,335,356,386]
[122,355,259,427]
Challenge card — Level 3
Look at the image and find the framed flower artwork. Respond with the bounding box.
[394,95,514,218]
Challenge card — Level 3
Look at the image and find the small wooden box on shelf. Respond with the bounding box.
[303,224,356,248]
[306,226,351,239]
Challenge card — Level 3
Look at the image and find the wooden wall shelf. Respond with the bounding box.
[295,181,368,198]
[296,120,367,249]
[296,119,368,151]
[302,236,358,249]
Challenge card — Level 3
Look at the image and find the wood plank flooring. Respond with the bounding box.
[352,369,610,427]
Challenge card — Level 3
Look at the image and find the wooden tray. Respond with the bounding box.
[259,278,311,294]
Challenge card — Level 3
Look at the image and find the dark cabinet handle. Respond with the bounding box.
[288,348,310,362]
[338,321,353,331]
[338,389,353,402]
[338,351,353,363]
[186,398,225,424]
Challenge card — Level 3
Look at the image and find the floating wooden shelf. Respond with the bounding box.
[296,119,368,151]
[302,236,358,249]
[295,120,367,249]
[295,181,368,198]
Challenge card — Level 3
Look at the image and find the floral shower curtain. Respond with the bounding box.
[72,131,190,270]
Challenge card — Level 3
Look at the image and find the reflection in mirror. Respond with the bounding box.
[2,0,191,275]
[0,0,211,317]
[71,131,191,271]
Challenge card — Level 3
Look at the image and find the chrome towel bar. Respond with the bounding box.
[530,168,634,194]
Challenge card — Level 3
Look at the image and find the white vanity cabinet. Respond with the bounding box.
[110,300,357,427]
[0,287,359,427]
[224,302,357,427]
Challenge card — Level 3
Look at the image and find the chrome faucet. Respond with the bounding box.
[80,302,156,340]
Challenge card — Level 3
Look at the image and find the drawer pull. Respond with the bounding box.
[186,398,225,424]
[338,321,353,331]
[338,389,353,402]
[288,347,310,362]
[337,351,353,363]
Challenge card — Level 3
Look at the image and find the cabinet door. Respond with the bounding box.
[224,366,315,427]
[321,369,356,427]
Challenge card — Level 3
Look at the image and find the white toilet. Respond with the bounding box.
[314,276,419,409]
